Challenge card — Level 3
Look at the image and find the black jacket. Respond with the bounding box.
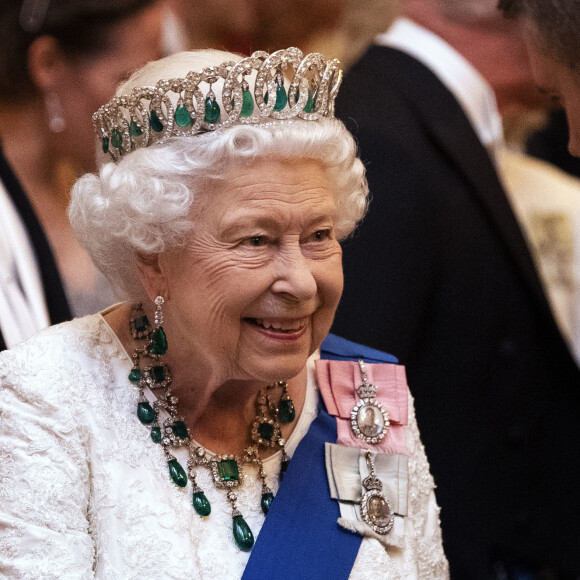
[332,45,580,578]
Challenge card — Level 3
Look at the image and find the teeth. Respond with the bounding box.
[254,318,305,331]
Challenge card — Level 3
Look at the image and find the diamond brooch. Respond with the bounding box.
[350,359,390,445]
[360,451,395,535]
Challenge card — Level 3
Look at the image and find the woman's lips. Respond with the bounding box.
[247,317,308,333]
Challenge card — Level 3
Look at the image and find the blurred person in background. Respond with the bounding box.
[498,0,580,158]
[401,0,580,366]
[165,0,400,70]
[332,0,580,577]
[164,0,256,55]
[508,2,580,183]
[526,108,580,179]
[0,0,165,351]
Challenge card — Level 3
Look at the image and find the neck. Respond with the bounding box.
[106,302,309,456]
[0,99,62,200]
[190,367,307,456]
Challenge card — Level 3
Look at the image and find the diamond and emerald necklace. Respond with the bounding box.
[128,299,296,551]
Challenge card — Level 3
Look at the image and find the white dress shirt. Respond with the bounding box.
[0,180,50,348]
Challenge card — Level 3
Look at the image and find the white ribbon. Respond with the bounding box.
[325,442,409,549]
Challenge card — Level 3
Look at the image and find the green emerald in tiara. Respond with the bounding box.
[174,104,192,127]
[111,129,123,149]
[241,89,254,117]
[150,109,164,132]
[204,96,220,124]
[129,119,143,137]
[296,87,316,113]
[274,82,287,111]
[264,79,287,112]
[94,47,343,161]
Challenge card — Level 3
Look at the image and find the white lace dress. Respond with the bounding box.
[0,313,448,579]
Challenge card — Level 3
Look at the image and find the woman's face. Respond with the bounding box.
[158,157,343,385]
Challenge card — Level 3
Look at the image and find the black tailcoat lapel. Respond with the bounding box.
[355,47,555,325]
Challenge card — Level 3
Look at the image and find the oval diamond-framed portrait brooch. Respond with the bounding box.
[360,450,395,535]
[350,359,390,445]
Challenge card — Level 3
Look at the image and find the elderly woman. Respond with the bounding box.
[0,49,448,578]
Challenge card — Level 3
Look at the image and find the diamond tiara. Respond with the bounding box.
[93,47,343,162]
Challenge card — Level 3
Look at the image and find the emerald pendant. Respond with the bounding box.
[233,515,254,551]
[274,83,287,111]
[172,420,189,439]
[111,129,123,149]
[133,314,150,334]
[261,492,274,514]
[204,97,220,123]
[258,422,274,441]
[102,136,109,154]
[280,458,290,480]
[174,104,192,127]
[264,82,288,111]
[150,426,162,443]
[218,459,239,481]
[129,118,143,137]
[137,401,156,424]
[128,368,141,383]
[241,89,254,117]
[151,326,168,355]
[278,398,295,424]
[168,458,187,487]
[150,109,164,132]
[150,365,166,384]
[192,491,211,516]
[296,87,314,112]
[303,89,314,113]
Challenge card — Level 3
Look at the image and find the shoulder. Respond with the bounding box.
[500,148,580,203]
[320,333,398,364]
[344,45,430,80]
[337,47,413,128]
[340,45,442,104]
[1,314,99,357]
[0,314,111,406]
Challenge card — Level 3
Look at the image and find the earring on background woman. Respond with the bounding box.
[44,91,66,133]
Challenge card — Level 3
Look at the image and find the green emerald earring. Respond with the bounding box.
[151,296,168,355]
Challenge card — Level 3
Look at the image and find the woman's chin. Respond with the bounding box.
[240,350,310,384]
[239,320,325,381]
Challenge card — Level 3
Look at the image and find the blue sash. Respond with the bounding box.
[242,334,397,579]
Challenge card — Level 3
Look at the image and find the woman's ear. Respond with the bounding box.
[136,253,171,304]
[27,35,66,91]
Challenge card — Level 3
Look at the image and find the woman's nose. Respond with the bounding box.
[270,245,317,301]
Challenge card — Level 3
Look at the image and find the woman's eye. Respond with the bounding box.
[245,235,268,247]
[310,229,332,242]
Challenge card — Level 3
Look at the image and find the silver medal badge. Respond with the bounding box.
[351,359,390,445]
[360,451,395,535]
